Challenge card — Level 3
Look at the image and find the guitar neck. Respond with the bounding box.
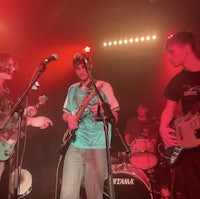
[35,95,48,109]
[75,84,103,121]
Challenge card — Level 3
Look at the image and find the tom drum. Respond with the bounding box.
[130,138,157,170]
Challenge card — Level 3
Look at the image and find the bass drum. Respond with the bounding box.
[104,164,153,199]
[9,169,32,198]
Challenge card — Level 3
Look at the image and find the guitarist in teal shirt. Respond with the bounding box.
[159,31,200,199]
[60,53,120,199]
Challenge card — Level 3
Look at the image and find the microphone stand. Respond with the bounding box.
[0,63,48,199]
[83,59,130,199]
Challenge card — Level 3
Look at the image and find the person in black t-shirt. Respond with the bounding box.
[159,31,200,199]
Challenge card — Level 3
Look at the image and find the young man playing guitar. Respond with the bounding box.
[60,53,119,199]
[159,31,200,199]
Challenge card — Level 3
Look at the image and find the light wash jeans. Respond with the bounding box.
[60,145,108,199]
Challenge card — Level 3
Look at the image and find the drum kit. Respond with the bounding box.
[104,138,165,199]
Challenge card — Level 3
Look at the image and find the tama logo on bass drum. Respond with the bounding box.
[113,177,135,185]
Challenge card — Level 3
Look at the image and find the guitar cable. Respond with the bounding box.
[54,127,68,199]
[54,154,64,199]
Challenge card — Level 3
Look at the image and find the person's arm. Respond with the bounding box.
[112,110,118,123]
[24,106,37,117]
[26,116,53,129]
[124,133,131,146]
[100,81,120,123]
[159,99,178,147]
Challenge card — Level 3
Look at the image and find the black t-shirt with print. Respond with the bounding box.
[164,70,200,115]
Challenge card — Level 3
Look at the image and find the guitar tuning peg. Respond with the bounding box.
[31,81,40,90]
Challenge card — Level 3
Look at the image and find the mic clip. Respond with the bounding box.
[94,104,103,121]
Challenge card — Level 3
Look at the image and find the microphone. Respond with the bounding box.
[73,53,88,62]
[40,54,58,65]
[73,53,92,70]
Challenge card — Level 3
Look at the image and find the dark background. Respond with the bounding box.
[0,0,200,198]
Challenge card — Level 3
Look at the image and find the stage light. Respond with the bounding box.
[124,39,128,44]
[84,46,91,53]
[152,35,157,40]
[140,37,145,42]
[129,38,133,43]
[102,34,157,47]
[168,34,173,39]
[146,36,150,40]
[118,40,123,45]
[135,37,139,42]
[103,42,107,47]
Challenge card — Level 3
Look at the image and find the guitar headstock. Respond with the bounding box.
[38,95,48,106]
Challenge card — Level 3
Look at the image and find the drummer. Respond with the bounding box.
[123,103,162,197]
[124,103,159,146]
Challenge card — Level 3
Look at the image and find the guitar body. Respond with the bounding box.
[0,95,48,161]
[59,128,76,155]
[59,83,103,155]
[0,133,16,161]
[165,111,200,165]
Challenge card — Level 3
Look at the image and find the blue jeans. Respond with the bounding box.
[60,145,108,199]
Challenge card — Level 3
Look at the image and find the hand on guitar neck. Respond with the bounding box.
[24,95,48,117]
[161,110,200,165]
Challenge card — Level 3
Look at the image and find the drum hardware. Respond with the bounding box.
[110,156,119,164]
[117,151,130,170]
[152,152,174,199]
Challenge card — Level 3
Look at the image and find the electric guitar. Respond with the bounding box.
[165,109,200,165]
[59,84,103,156]
[0,95,48,161]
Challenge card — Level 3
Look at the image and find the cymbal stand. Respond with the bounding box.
[118,151,128,170]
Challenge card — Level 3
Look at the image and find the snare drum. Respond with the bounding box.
[130,138,157,170]
[9,168,32,198]
[104,164,153,199]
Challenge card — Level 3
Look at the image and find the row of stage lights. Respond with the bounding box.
[103,35,157,47]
